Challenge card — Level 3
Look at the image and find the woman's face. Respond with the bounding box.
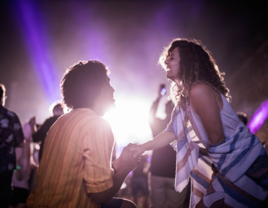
[164,47,181,81]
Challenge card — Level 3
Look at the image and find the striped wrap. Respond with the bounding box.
[170,107,268,208]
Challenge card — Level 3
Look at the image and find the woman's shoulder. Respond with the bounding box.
[190,82,215,97]
[189,82,223,112]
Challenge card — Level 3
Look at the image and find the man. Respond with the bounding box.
[148,85,190,208]
[0,84,24,207]
[32,102,64,162]
[27,60,140,208]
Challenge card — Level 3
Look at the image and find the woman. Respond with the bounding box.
[131,38,268,208]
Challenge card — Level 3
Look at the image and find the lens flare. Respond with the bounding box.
[104,99,153,156]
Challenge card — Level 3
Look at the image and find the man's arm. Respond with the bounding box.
[89,144,140,205]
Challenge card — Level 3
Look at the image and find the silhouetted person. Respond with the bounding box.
[27,60,140,208]
[10,117,36,208]
[0,84,24,208]
[148,85,190,208]
[131,154,149,208]
[32,103,64,162]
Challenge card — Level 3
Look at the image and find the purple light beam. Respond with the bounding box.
[248,99,268,134]
[16,1,59,103]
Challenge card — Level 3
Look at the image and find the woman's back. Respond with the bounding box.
[190,92,242,148]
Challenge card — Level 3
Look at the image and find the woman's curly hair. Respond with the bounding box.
[159,38,231,107]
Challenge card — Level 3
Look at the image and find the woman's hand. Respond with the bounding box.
[112,143,142,173]
[130,145,145,158]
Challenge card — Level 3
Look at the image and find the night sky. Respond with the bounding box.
[1,0,267,148]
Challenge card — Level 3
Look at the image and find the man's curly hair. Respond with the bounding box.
[60,60,109,109]
[159,38,231,107]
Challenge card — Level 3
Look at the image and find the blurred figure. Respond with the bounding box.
[131,154,149,208]
[0,84,24,208]
[236,111,248,125]
[27,141,39,193]
[9,117,37,208]
[32,102,64,162]
[27,60,140,208]
[148,85,190,208]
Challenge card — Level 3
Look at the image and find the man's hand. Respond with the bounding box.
[120,144,142,169]
[90,143,142,206]
[112,143,142,173]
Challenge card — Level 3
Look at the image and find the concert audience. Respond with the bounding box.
[0,84,24,208]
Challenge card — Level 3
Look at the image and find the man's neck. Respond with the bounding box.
[73,105,104,117]
[91,105,104,117]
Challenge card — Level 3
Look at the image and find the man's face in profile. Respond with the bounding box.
[98,76,115,115]
[1,93,6,106]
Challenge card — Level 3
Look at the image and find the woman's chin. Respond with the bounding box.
[166,74,175,81]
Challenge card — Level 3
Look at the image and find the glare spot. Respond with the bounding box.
[103,99,153,156]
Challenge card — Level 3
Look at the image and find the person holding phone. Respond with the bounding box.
[148,84,190,208]
[131,38,268,208]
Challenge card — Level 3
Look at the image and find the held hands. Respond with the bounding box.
[119,143,142,171]
[130,144,145,159]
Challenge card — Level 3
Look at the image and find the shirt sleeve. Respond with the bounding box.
[83,119,115,193]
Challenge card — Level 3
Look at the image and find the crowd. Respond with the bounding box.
[0,38,268,208]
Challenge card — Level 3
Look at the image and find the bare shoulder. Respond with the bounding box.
[190,82,222,112]
[190,82,214,98]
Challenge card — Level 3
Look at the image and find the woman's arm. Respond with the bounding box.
[190,83,225,145]
[132,131,176,158]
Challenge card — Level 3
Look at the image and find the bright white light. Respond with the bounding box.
[103,99,153,156]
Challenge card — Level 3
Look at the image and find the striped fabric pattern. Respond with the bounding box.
[170,108,199,193]
[27,108,115,208]
[169,107,268,208]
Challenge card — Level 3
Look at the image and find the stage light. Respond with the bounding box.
[104,99,153,156]
[248,99,268,134]
[17,1,60,104]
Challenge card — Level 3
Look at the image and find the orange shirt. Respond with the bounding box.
[27,108,115,208]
